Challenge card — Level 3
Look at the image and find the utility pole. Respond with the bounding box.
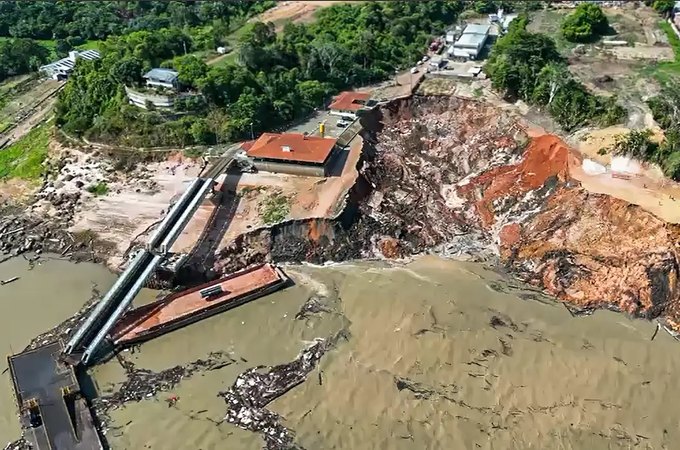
[250,122,254,140]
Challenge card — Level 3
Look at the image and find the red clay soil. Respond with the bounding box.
[459,134,579,228]
[502,186,680,316]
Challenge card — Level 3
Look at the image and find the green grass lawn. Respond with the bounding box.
[210,51,239,67]
[649,20,680,84]
[0,123,50,181]
[76,40,103,51]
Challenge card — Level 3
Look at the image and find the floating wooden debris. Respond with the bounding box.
[1,276,19,285]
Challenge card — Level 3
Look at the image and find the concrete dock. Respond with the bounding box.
[7,341,102,450]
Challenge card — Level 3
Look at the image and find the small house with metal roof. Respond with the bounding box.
[143,68,180,90]
[39,50,100,80]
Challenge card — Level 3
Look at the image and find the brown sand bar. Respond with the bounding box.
[110,264,288,346]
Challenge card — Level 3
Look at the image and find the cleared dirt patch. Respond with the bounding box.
[254,1,348,30]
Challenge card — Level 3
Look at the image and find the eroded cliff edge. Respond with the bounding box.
[213,94,680,332]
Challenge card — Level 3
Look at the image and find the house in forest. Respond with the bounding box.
[127,68,192,109]
[143,68,180,90]
[39,50,100,80]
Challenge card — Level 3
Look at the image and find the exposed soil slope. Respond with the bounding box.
[214,94,680,332]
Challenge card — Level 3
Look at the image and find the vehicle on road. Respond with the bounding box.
[336,121,349,128]
[410,67,418,74]
[340,115,354,122]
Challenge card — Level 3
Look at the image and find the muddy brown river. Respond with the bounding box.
[1,255,679,449]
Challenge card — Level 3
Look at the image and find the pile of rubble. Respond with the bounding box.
[30,149,158,226]
[0,213,99,261]
[3,437,31,450]
[220,339,327,450]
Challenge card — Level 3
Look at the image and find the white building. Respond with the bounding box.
[448,23,490,61]
[39,50,100,80]
[143,68,179,90]
[489,8,518,32]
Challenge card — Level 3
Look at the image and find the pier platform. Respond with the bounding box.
[111,264,288,347]
[7,341,102,450]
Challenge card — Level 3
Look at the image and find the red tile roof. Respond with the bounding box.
[329,91,371,112]
[240,139,256,151]
[246,133,338,164]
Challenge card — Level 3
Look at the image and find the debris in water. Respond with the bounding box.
[3,437,31,450]
[295,295,331,320]
[93,351,236,434]
[1,276,19,285]
[219,339,328,450]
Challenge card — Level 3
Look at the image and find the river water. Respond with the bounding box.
[1,255,679,449]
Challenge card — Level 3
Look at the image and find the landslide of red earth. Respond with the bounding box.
[455,124,680,325]
[213,94,680,332]
[364,95,680,328]
[502,187,680,318]
[458,135,578,227]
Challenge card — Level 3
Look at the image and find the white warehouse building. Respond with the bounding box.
[39,50,100,80]
[448,23,490,60]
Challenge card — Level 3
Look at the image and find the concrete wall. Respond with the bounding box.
[254,160,327,177]
[126,87,176,109]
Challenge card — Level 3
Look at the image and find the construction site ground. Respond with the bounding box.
[254,1,348,30]
[65,152,202,267]
[170,133,362,258]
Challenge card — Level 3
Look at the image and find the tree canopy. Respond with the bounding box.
[0,1,275,41]
[560,3,610,43]
[0,38,49,81]
[643,85,680,179]
[485,14,624,131]
[56,1,464,148]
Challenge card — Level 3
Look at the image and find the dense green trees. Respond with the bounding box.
[643,86,680,179]
[0,38,49,81]
[56,1,464,147]
[650,0,676,14]
[560,3,610,43]
[0,1,274,41]
[486,14,624,131]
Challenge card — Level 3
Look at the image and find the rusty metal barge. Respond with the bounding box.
[110,264,288,347]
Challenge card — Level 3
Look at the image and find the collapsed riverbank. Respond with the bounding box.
[207,94,680,335]
[4,92,680,449]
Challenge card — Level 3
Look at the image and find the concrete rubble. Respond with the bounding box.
[0,212,101,262]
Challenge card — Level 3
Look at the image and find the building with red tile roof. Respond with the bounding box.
[245,132,338,177]
[328,91,371,117]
